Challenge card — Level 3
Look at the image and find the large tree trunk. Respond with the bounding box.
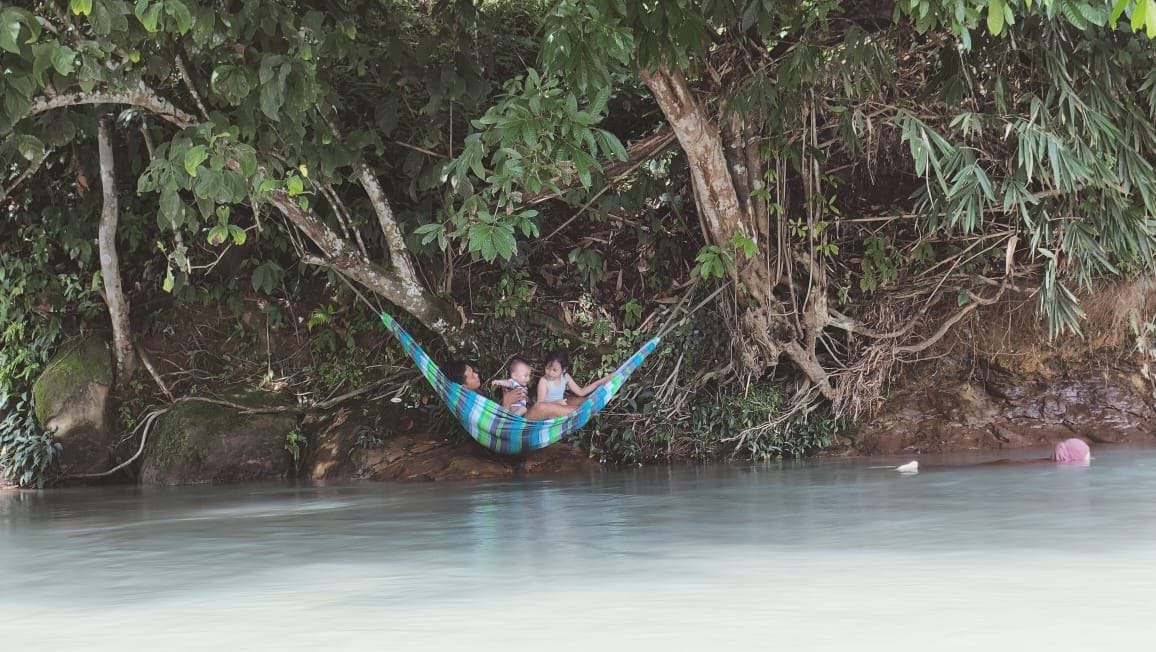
[96,116,138,388]
[641,66,835,399]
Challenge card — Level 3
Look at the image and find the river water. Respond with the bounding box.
[3,446,1155,650]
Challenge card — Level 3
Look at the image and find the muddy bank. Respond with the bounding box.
[848,286,1156,456]
[14,283,1155,486]
[302,405,600,482]
[850,369,1156,455]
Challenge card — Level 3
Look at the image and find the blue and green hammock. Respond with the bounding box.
[381,313,661,454]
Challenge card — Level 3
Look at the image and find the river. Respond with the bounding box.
[3,446,1155,650]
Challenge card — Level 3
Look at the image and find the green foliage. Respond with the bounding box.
[313,345,369,392]
[679,385,842,462]
[352,426,384,451]
[440,67,627,261]
[474,269,535,320]
[623,298,644,328]
[284,427,306,467]
[567,246,605,286]
[0,392,61,488]
[894,0,1156,46]
[894,18,1156,336]
[250,261,284,295]
[3,0,552,314]
[307,304,335,331]
[540,1,634,97]
[691,244,732,280]
[859,236,900,294]
[0,205,102,459]
[691,232,758,280]
[582,379,844,465]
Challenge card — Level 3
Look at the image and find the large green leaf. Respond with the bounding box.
[134,1,163,32]
[183,145,208,177]
[13,135,45,162]
[164,0,193,34]
[159,187,184,228]
[50,45,77,76]
[0,10,23,54]
[988,0,1005,35]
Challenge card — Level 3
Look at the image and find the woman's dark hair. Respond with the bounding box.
[444,360,473,384]
[543,348,571,372]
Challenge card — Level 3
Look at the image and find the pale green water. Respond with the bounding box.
[3,447,1155,650]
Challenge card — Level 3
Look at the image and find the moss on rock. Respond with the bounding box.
[141,394,296,485]
[32,338,112,427]
[29,337,115,475]
[147,401,245,473]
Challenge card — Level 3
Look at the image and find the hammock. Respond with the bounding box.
[381,312,661,454]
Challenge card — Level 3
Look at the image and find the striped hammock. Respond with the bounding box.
[381,312,661,454]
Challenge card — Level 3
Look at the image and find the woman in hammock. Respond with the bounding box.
[444,360,572,420]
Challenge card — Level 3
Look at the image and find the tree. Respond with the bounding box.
[437,0,1156,417]
[1,0,468,340]
[3,0,571,485]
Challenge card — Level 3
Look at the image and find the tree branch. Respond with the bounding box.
[181,378,391,414]
[97,115,138,388]
[28,84,198,128]
[174,53,211,121]
[136,345,175,402]
[266,188,459,337]
[61,408,167,480]
[895,286,1006,355]
[0,147,52,201]
[322,111,422,287]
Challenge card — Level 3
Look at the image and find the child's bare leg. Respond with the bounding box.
[526,402,575,420]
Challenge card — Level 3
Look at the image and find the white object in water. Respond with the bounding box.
[895,460,919,473]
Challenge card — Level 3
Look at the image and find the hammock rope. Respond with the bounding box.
[380,312,661,454]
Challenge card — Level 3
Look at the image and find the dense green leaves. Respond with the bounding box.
[440,67,627,261]
[896,0,1156,44]
[468,223,518,262]
[0,392,61,488]
[893,18,1156,334]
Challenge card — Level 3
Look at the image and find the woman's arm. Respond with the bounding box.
[500,385,526,409]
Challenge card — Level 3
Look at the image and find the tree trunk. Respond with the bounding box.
[265,190,461,340]
[641,66,835,399]
[96,116,138,388]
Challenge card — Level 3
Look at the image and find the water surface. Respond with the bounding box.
[3,447,1154,650]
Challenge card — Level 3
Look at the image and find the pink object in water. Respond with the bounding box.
[1052,438,1091,463]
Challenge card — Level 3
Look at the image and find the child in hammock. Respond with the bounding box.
[491,357,532,416]
[537,348,612,411]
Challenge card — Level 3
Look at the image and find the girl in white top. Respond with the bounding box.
[537,348,612,412]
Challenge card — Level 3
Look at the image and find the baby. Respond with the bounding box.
[491,357,532,416]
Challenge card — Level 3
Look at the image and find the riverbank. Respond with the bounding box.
[8,277,1154,487]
